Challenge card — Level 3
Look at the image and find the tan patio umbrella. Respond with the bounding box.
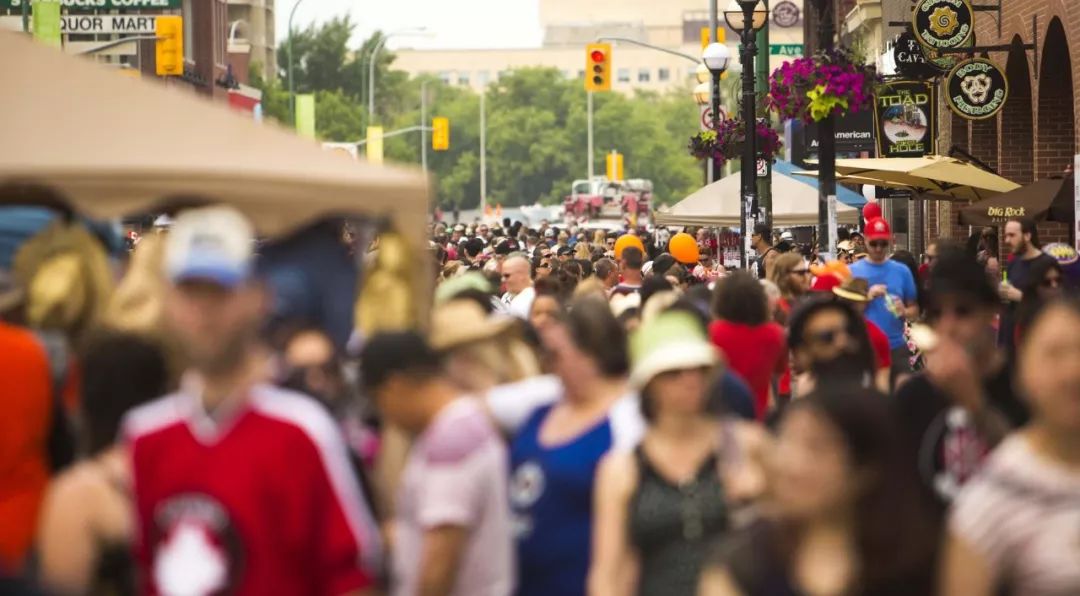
[959,176,1075,226]
[0,31,430,245]
[794,155,1020,202]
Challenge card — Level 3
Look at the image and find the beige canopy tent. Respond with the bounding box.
[655,169,860,227]
[0,31,429,244]
[0,31,431,322]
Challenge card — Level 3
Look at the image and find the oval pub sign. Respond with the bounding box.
[946,58,1008,120]
[913,0,974,50]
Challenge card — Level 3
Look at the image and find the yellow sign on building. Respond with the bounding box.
[700,27,726,50]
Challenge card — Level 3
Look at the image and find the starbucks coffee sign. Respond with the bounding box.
[946,58,1008,120]
[913,0,974,50]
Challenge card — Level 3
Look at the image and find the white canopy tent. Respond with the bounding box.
[655,169,861,227]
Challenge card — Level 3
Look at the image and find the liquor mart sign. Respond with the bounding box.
[61,14,159,34]
[4,0,179,8]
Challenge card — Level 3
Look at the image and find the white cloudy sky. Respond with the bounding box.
[277,0,544,50]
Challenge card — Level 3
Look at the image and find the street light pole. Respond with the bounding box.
[756,1,773,229]
[738,3,759,271]
[421,80,428,175]
[286,0,306,127]
[368,36,390,123]
[817,0,837,260]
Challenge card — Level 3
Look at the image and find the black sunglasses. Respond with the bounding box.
[868,240,889,249]
[1041,276,1062,288]
[807,327,849,346]
[791,269,810,276]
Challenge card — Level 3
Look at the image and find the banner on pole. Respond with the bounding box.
[294,94,315,139]
[366,126,384,164]
[32,0,62,48]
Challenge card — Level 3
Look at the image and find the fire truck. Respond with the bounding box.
[563,177,653,227]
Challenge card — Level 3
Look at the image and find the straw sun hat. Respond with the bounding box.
[429,299,515,351]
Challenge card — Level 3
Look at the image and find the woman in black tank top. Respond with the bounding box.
[588,311,768,596]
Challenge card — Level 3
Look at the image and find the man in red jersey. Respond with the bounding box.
[122,206,381,596]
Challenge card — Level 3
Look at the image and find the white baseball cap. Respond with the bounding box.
[165,205,255,288]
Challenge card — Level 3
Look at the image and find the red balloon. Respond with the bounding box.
[863,202,882,221]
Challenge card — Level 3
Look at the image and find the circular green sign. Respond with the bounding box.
[912,0,974,51]
[946,58,1009,120]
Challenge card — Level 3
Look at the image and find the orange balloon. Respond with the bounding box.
[614,234,645,260]
[668,232,700,265]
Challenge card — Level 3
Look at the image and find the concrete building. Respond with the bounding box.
[393,0,807,94]
[226,0,276,83]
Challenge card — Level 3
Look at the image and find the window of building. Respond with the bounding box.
[182,0,194,63]
[438,71,452,84]
[458,72,470,86]
[478,70,490,87]
[658,68,670,82]
[617,68,631,83]
[638,68,650,83]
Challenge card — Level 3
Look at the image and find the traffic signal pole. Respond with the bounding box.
[587,91,595,181]
[816,0,837,260]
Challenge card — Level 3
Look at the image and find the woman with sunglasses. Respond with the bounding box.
[767,252,811,326]
[768,252,811,405]
[589,311,766,596]
[941,296,1080,596]
[1015,256,1064,344]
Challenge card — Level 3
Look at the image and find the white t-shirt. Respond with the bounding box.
[950,434,1080,595]
[485,375,644,451]
[502,287,536,320]
[393,399,514,596]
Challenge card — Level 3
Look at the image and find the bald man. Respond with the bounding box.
[500,254,535,320]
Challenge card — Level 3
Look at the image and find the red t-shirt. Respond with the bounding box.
[123,384,380,596]
[708,320,788,420]
[865,320,892,370]
[0,323,52,572]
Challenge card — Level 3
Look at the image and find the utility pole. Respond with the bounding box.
[480,90,487,213]
[756,1,773,229]
[420,81,428,175]
[587,91,594,181]
[817,0,837,260]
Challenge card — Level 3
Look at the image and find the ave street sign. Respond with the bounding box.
[61,14,159,34]
[770,44,804,56]
[4,0,179,8]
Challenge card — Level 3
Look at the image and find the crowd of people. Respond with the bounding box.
[2,203,1080,596]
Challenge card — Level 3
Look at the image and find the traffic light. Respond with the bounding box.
[585,43,612,92]
[432,117,450,151]
[155,16,184,76]
[606,151,623,181]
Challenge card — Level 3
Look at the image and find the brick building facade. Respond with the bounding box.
[925,0,1079,250]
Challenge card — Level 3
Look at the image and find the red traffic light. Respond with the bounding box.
[590,50,606,63]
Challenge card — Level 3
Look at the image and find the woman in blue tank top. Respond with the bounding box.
[509,297,638,596]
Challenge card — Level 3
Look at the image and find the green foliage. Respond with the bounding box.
[255,14,708,211]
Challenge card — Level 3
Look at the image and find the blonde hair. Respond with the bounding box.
[769,252,806,299]
[593,230,607,246]
[574,242,592,260]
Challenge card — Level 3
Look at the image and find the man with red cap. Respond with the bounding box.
[850,217,919,385]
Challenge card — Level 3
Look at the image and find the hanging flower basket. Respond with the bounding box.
[687,117,783,167]
[767,48,878,123]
